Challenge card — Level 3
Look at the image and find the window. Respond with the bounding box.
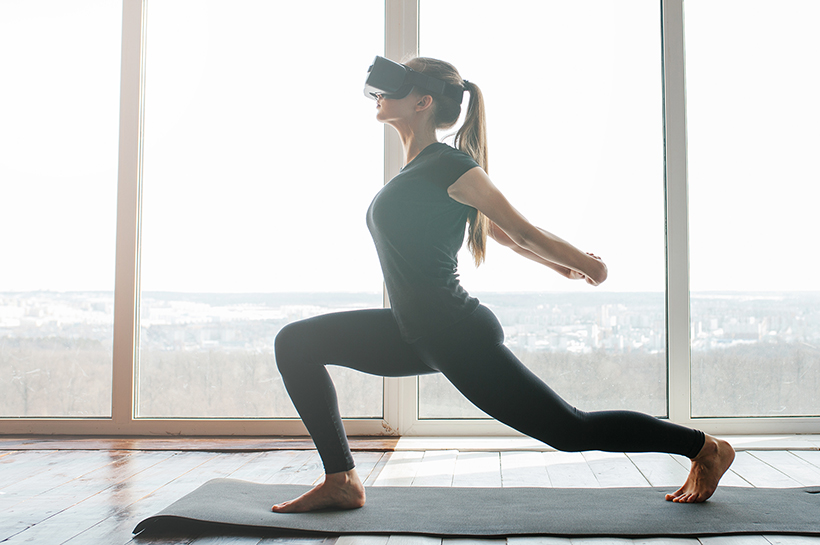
[685,0,820,417]
[137,0,385,418]
[3,0,818,435]
[418,0,667,419]
[0,0,121,417]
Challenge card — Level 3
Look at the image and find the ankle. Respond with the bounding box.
[693,434,718,461]
[324,468,360,487]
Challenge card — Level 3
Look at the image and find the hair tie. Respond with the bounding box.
[462,80,471,89]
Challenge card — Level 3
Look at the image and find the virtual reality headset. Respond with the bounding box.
[364,56,465,104]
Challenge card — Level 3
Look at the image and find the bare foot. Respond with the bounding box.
[666,434,735,503]
[271,469,365,513]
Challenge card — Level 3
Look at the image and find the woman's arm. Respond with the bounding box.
[488,222,575,278]
[489,222,602,283]
[448,166,608,285]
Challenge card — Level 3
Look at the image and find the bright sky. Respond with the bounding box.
[1,0,818,294]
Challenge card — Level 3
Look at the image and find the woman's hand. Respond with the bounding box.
[566,269,587,281]
[566,253,606,285]
[583,253,607,286]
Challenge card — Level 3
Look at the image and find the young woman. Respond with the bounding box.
[271,57,735,513]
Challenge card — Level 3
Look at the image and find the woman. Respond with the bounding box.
[271,57,734,513]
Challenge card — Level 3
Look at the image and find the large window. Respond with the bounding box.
[137,0,385,418]
[418,0,667,419]
[2,0,818,435]
[685,0,820,417]
[0,1,122,417]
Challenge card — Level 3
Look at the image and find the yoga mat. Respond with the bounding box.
[134,479,820,538]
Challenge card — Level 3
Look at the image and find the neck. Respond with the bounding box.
[391,123,438,166]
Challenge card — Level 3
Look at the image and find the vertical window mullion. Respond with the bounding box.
[382,0,419,435]
[661,0,692,425]
[112,0,145,429]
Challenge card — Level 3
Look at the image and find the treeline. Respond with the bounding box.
[691,342,820,416]
[0,336,111,416]
[137,349,382,418]
[1,336,817,418]
[419,350,667,419]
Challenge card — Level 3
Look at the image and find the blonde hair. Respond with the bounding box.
[404,57,489,266]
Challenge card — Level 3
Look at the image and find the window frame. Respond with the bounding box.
[2,0,818,436]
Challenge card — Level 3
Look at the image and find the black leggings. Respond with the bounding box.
[274,304,704,474]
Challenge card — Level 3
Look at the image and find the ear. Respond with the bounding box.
[415,94,434,112]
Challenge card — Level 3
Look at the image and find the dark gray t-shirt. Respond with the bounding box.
[366,142,481,342]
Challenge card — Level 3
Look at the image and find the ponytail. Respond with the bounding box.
[455,80,489,266]
[403,57,490,266]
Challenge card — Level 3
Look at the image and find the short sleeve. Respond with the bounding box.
[435,146,480,189]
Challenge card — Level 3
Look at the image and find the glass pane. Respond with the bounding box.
[418,0,667,418]
[137,0,385,418]
[0,1,121,417]
[686,0,820,417]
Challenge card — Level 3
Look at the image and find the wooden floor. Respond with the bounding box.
[2,442,820,545]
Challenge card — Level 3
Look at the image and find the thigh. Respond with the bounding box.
[411,306,576,430]
[277,308,436,377]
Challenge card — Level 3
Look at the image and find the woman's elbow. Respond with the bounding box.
[488,222,520,249]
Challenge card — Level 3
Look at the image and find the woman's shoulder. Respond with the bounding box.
[429,142,479,168]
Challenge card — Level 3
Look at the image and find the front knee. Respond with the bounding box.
[274,321,309,374]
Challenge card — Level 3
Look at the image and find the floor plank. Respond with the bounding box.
[582,452,649,488]
[372,451,424,487]
[336,536,389,545]
[508,537,573,545]
[189,532,264,545]
[0,450,70,488]
[728,451,802,488]
[451,451,502,487]
[749,451,820,486]
[386,535,442,545]
[267,451,325,486]
[258,538,336,545]
[631,538,702,545]
[763,536,820,544]
[792,450,820,470]
[626,453,690,488]
[500,451,552,487]
[412,450,457,487]
[363,452,391,486]
[228,451,306,483]
[698,537,772,544]
[542,451,599,488]
[441,538,506,545]
[0,436,398,452]
[568,538,634,544]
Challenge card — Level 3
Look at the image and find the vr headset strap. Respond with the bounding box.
[406,70,465,104]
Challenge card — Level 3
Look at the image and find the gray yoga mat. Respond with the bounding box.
[133,479,820,538]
